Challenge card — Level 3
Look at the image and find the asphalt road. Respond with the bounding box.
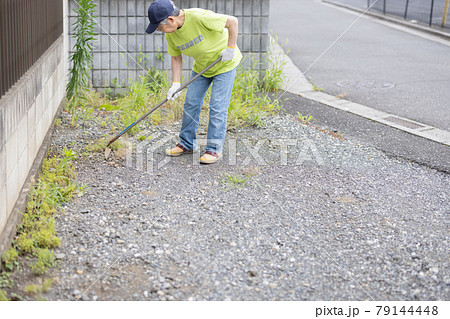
[326,0,450,31]
[270,0,450,131]
[269,0,450,172]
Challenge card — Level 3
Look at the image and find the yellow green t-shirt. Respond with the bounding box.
[165,8,242,78]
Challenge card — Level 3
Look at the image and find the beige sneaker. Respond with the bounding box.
[200,150,223,164]
[165,143,194,157]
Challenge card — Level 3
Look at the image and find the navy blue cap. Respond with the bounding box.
[146,0,175,34]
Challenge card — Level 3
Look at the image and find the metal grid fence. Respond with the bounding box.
[68,0,270,89]
[0,0,64,97]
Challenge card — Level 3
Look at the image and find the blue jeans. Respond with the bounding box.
[179,68,236,153]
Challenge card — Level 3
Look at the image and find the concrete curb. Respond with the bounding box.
[269,37,450,147]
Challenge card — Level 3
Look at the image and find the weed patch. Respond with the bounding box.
[25,278,52,300]
[0,273,13,289]
[69,49,285,139]
[297,112,314,124]
[263,34,288,92]
[220,172,252,190]
[0,289,9,301]
[0,146,83,300]
[30,249,57,275]
[1,248,19,272]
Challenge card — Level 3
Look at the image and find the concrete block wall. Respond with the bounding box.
[68,0,270,88]
[0,2,69,248]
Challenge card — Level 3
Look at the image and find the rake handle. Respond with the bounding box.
[106,57,222,148]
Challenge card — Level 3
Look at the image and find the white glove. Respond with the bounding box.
[167,82,181,101]
[220,46,236,61]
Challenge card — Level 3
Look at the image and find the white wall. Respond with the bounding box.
[0,1,69,250]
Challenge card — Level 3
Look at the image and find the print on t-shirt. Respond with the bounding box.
[176,34,204,51]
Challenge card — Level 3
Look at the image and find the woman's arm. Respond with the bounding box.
[224,16,238,48]
[171,54,183,82]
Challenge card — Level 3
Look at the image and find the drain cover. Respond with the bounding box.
[383,116,425,130]
[336,80,395,90]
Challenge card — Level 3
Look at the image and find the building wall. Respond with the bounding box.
[0,1,69,251]
[68,0,270,88]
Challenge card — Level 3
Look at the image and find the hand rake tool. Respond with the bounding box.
[104,57,222,160]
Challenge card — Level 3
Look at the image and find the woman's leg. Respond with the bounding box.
[178,71,212,150]
[205,68,236,153]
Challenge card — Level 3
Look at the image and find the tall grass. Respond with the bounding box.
[262,35,288,92]
[66,0,97,125]
[227,55,282,129]
[72,49,286,134]
[1,147,85,280]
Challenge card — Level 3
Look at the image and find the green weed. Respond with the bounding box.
[30,249,56,275]
[0,273,13,289]
[66,0,98,124]
[54,118,62,127]
[156,47,165,62]
[1,248,19,272]
[25,278,53,300]
[297,112,314,123]
[263,34,288,92]
[312,83,323,92]
[16,233,35,254]
[221,173,251,189]
[32,226,61,249]
[227,55,281,129]
[9,146,82,277]
[104,78,122,100]
[71,47,285,134]
[0,289,9,301]
[85,137,123,153]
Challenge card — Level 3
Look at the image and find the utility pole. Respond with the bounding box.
[443,0,449,28]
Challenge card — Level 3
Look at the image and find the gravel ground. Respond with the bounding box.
[10,104,449,301]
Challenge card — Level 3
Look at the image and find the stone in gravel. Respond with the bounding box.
[80,209,90,214]
[72,290,81,296]
[247,270,258,277]
[430,267,439,274]
[76,270,84,275]
[157,290,165,296]
[81,294,90,301]
[117,239,125,244]
[79,248,86,252]
[55,253,66,260]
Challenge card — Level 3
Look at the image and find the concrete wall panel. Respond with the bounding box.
[68,0,270,88]
[0,4,68,242]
